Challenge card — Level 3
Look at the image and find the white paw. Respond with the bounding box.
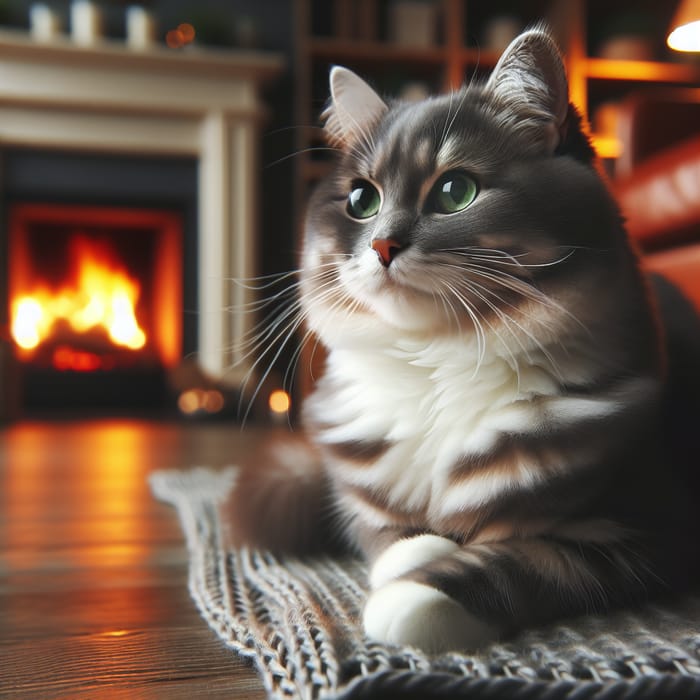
[363,580,498,654]
[369,534,460,589]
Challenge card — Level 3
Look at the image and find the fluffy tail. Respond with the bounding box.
[220,433,339,556]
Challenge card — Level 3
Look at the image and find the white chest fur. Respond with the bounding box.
[310,333,564,514]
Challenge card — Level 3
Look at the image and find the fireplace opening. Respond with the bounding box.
[8,203,183,413]
[0,148,199,417]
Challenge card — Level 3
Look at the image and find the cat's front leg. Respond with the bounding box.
[363,533,500,652]
[362,531,642,654]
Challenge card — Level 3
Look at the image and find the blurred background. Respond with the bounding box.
[0,0,699,424]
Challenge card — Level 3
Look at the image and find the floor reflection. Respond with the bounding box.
[1,420,153,571]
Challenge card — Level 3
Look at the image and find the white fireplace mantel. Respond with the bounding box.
[0,30,283,384]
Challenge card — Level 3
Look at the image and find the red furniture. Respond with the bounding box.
[612,93,700,311]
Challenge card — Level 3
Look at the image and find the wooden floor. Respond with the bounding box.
[0,418,272,699]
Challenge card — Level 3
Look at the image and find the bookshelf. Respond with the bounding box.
[295,0,700,174]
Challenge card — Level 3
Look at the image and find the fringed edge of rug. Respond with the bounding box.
[150,468,286,697]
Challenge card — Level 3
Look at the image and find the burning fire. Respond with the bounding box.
[11,235,147,355]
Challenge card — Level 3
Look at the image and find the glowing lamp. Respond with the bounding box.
[668,0,700,52]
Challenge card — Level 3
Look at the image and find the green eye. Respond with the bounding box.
[347,180,381,219]
[431,171,478,214]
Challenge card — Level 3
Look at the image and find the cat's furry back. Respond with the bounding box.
[226,28,700,653]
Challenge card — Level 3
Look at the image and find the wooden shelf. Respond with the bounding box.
[586,57,700,84]
[309,38,447,65]
[459,47,501,70]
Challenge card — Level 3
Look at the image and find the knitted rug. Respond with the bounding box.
[151,467,700,699]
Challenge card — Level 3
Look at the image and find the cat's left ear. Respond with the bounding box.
[322,66,388,149]
[486,28,569,153]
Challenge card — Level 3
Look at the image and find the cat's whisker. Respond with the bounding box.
[236,298,304,388]
[234,277,347,421]
[223,267,337,316]
[461,263,588,335]
[226,269,302,288]
[439,245,581,268]
[433,253,551,315]
[433,285,464,336]
[270,263,364,395]
[438,89,456,154]
[437,277,488,375]
[264,146,341,171]
[439,87,470,158]
[438,274,525,385]
[432,260,565,380]
[442,263,563,338]
[284,325,316,395]
[424,267,480,341]
[462,249,577,270]
[225,286,299,317]
[226,261,340,303]
[458,274,566,376]
[298,286,360,384]
[457,276,561,380]
[234,297,302,363]
[238,314,306,425]
[443,256,557,311]
[231,265,348,421]
[443,244,592,270]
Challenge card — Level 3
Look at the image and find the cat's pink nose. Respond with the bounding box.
[371,238,402,267]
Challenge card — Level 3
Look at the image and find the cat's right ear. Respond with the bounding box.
[322,67,387,149]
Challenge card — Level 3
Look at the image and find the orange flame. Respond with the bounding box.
[10,235,147,354]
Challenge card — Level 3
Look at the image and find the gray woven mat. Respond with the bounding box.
[151,467,700,699]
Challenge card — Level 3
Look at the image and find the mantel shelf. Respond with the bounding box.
[0,29,283,83]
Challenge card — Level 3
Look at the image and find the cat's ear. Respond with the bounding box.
[322,66,387,148]
[486,28,569,152]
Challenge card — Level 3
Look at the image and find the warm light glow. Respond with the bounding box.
[166,22,195,49]
[668,0,700,52]
[178,388,226,415]
[178,388,202,414]
[165,28,184,48]
[269,389,291,414]
[10,235,147,355]
[178,23,195,43]
[53,346,105,372]
[12,298,43,349]
[668,20,700,51]
[202,389,225,413]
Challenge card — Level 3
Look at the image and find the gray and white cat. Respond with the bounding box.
[229,28,700,653]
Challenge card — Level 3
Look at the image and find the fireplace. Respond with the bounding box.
[8,201,183,411]
[0,31,282,417]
